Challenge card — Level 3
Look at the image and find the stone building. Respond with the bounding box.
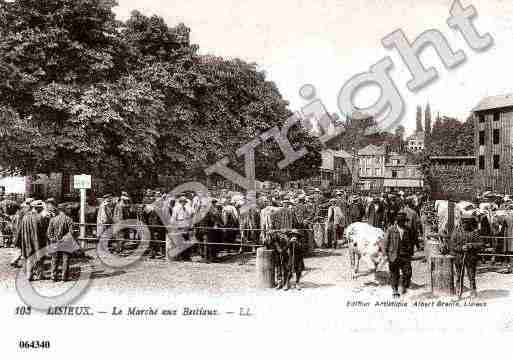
[358,144,386,191]
[383,152,423,192]
[473,94,513,192]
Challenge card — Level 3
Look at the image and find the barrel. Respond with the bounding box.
[430,254,455,296]
[256,248,275,289]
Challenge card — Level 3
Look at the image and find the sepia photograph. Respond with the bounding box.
[1,0,513,356]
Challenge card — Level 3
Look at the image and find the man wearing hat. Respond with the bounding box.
[325,198,345,249]
[383,210,419,297]
[97,194,113,246]
[293,194,309,231]
[141,203,166,259]
[10,201,32,268]
[170,195,194,260]
[17,200,48,280]
[196,198,224,261]
[47,203,74,281]
[367,197,385,229]
[112,192,132,253]
[348,195,364,224]
[402,198,422,250]
[221,197,239,249]
[43,198,57,217]
[450,214,483,298]
[385,195,401,229]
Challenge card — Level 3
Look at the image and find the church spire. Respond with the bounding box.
[425,102,431,136]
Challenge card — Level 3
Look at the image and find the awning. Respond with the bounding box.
[383,179,423,188]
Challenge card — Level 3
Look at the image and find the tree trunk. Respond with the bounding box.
[256,248,275,289]
[430,254,455,296]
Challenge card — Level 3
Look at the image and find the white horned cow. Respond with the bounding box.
[344,222,386,280]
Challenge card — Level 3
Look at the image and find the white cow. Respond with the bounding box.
[479,202,498,212]
[344,222,386,280]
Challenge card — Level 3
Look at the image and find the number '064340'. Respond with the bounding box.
[18,340,50,349]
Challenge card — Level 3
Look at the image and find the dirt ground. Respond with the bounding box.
[0,244,511,302]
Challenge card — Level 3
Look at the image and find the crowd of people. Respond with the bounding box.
[0,186,489,297]
[4,197,80,282]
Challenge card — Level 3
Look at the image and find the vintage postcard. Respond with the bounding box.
[1,0,513,356]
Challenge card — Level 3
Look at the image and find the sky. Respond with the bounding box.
[114,0,512,136]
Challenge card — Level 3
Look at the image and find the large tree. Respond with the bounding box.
[122,12,322,187]
[0,1,321,193]
[0,0,157,183]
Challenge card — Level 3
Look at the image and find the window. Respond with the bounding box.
[479,131,485,145]
[392,170,398,178]
[479,156,485,170]
[493,129,500,144]
[494,155,500,169]
[375,168,380,176]
[479,114,485,123]
[494,112,500,122]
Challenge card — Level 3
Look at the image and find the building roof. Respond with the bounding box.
[358,144,386,156]
[331,149,353,158]
[473,94,513,112]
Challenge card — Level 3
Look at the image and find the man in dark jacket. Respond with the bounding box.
[197,199,224,262]
[10,202,31,268]
[403,198,423,251]
[383,211,418,297]
[47,204,74,281]
[112,193,131,253]
[450,216,483,298]
[367,197,384,229]
[18,200,48,281]
[349,196,364,223]
[142,204,166,259]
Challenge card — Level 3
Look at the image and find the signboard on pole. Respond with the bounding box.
[74,174,91,189]
[74,174,91,242]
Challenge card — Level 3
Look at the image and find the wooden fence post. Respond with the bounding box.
[447,200,455,236]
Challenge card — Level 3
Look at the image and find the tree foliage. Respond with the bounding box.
[428,115,473,156]
[0,1,321,192]
[326,114,404,153]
